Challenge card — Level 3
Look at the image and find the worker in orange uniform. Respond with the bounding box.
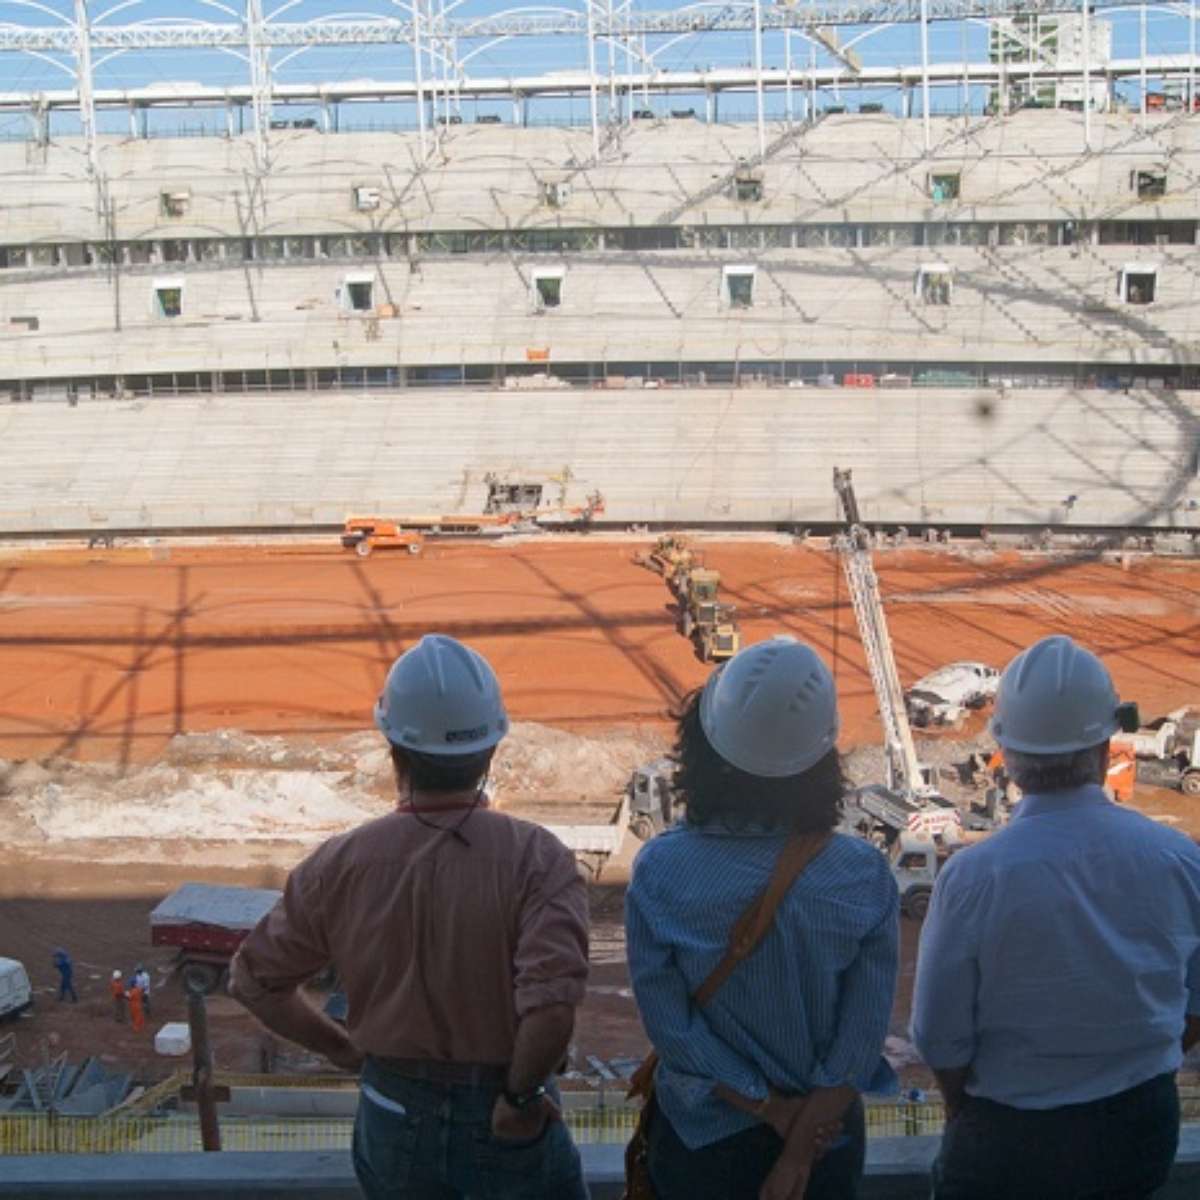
[109,969,126,1023]
[1106,744,1136,804]
[230,634,590,1200]
[127,981,146,1032]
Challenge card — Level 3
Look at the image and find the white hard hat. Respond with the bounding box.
[113,969,122,978]
[699,636,839,777]
[375,634,508,756]
[989,635,1120,754]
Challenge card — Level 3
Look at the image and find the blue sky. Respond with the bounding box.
[1,1,1197,136]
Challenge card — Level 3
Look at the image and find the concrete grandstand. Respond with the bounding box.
[2,112,1199,531]
[1,1,1198,535]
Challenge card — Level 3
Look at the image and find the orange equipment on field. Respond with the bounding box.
[341,518,426,559]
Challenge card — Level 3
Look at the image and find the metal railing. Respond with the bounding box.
[4,1086,1199,1155]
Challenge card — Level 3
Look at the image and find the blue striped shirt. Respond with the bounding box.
[626,825,900,1148]
[912,784,1200,1109]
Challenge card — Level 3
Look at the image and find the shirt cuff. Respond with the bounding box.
[514,978,586,1017]
[228,951,274,1003]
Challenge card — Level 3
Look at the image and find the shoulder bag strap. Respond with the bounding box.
[692,831,832,1009]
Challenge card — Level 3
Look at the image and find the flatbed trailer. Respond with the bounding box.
[150,882,282,994]
[493,791,630,879]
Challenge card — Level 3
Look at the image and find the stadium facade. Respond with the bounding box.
[0,2,1198,532]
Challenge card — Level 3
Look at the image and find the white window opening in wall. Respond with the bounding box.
[541,181,571,208]
[1119,264,1157,305]
[343,273,375,312]
[160,190,191,218]
[917,264,953,306]
[532,267,565,309]
[353,185,381,212]
[929,172,961,203]
[734,163,764,203]
[1132,169,1167,200]
[154,278,184,319]
[723,265,756,309]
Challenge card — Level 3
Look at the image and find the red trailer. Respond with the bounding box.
[150,883,282,994]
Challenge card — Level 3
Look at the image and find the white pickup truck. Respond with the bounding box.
[906,662,1000,727]
[0,957,32,1021]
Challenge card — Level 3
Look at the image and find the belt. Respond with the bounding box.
[370,1056,509,1087]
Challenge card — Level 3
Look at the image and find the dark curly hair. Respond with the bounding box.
[390,744,494,793]
[673,688,846,835]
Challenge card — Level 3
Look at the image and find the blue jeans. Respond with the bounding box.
[647,1095,866,1200]
[932,1072,1179,1200]
[352,1058,589,1200]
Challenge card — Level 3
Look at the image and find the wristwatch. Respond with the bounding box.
[503,1084,548,1110]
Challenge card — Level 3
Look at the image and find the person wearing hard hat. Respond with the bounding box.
[912,634,1200,1200]
[230,634,589,1200]
[109,969,126,1024]
[625,636,899,1200]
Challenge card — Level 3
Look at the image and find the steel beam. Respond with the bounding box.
[0,0,1151,54]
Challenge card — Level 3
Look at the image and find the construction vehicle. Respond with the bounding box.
[0,957,32,1020]
[628,757,677,840]
[906,661,1001,728]
[698,604,741,663]
[635,534,697,582]
[492,787,631,880]
[1114,707,1200,797]
[886,833,944,920]
[833,468,964,846]
[341,518,426,558]
[150,883,283,994]
[677,567,741,662]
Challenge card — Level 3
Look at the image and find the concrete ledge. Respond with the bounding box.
[2,1130,1198,1198]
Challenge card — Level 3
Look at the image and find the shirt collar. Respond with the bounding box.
[1011,782,1111,822]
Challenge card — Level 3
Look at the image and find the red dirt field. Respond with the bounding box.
[0,537,1197,1085]
[0,537,1195,764]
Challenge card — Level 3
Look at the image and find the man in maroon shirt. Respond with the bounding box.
[230,634,590,1198]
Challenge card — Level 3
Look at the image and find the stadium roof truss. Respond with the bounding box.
[1,0,1198,172]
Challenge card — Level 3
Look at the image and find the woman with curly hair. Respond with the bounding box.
[626,636,899,1200]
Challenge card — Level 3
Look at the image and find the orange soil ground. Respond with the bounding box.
[0,538,1195,764]
[1,538,1197,1084]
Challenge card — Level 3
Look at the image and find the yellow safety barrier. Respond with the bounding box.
[3,1088,1198,1154]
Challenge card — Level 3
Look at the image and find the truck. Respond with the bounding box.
[675,568,741,661]
[0,958,32,1021]
[886,834,943,920]
[697,605,741,663]
[627,758,677,841]
[905,661,1000,728]
[842,783,964,846]
[635,534,698,584]
[342,506,534,556]
[1114,707,1200,796]
[493,788,631,879]
[341,518,425,558]
[833,468,966,846]
[150,883,283,994]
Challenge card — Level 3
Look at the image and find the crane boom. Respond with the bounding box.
[833,468,933,800]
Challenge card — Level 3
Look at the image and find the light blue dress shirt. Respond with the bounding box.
[912,784,1200,1109]
[626,825,899,1149]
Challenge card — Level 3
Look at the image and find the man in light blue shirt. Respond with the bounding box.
[913,634,1200,1200]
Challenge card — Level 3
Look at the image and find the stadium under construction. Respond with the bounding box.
[0,0,1198,533]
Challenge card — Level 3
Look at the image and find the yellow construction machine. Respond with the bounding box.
[677,567,741,661]
[635,534,697,582]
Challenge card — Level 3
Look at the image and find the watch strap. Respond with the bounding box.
[503,1084,547,1110]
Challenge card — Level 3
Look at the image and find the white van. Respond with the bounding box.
[0,957,32,1020]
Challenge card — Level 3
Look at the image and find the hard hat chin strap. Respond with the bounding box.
[405,775,489,847]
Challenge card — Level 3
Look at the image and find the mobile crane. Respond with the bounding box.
[832,468,964,845]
